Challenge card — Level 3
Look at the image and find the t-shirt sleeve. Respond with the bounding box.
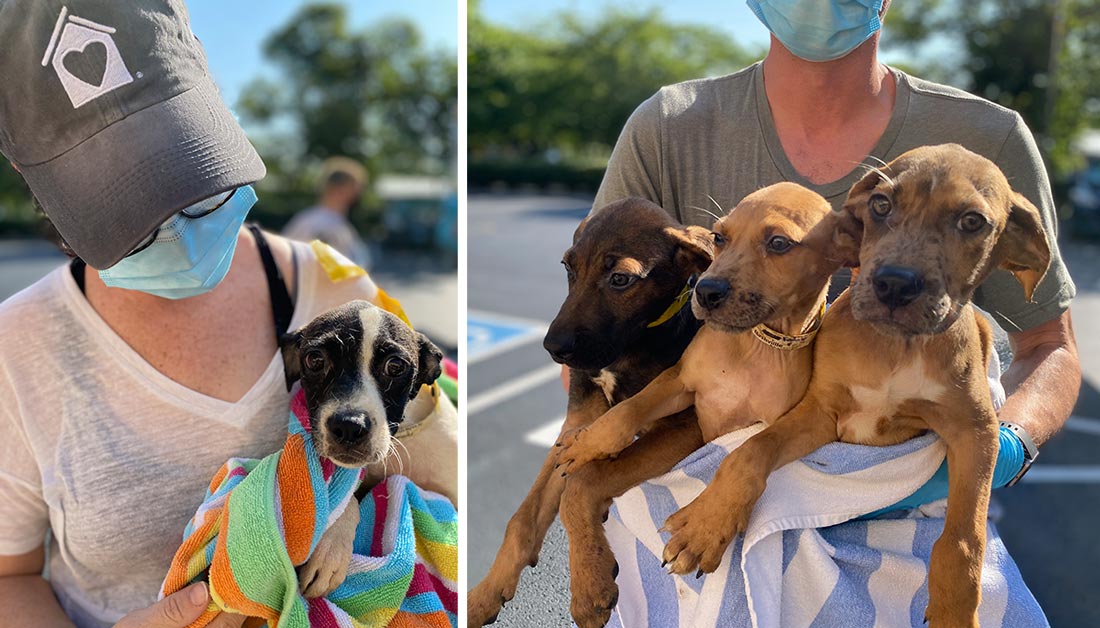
[593,92,664,212]
[975,113,1076,331]
[0,394,48,555]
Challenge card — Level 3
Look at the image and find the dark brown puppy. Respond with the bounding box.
[656,145,1050,628]
[467,198,713,627]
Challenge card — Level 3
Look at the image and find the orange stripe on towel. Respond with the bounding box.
[278,434,316,565]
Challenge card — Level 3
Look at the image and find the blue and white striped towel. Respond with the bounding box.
[600,358,1048,628]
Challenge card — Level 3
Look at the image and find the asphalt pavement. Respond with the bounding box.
[468,192,1100,628]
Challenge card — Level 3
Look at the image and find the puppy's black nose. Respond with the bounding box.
[872,265,925,308]
[329,414,368,445]
[543,332,576,363]
[694,278,730,310]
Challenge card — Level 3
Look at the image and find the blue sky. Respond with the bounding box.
[188,1,457,109]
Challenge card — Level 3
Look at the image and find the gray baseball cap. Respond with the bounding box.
[0,0,266,269]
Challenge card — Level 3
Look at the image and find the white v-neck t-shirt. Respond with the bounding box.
[0,240,379,627]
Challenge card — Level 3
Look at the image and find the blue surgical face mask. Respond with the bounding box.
[99,185,258,299]
[747,0,884,62]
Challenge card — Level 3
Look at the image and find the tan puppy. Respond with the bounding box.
[557,183,846,567]
[650,145,1050,628]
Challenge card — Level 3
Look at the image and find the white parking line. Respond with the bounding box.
[1021,466,1100,483]
[1064,415,1100,437]
[468,362,563,414]
[525,416,566,447]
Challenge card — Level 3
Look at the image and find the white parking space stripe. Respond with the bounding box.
[468,362,563,414]
[525,416,566,447]
[1064,415,1100,437]
[1020,466,1100,483]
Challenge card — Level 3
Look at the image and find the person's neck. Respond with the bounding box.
[762,36,894,139]
[319,196,349,216]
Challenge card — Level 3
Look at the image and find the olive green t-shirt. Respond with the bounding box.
[594,62,1075,331]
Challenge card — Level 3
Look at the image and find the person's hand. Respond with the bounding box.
[113,582,245,628]
[865,425,1027,518]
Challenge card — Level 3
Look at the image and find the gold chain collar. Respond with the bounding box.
[750,300,827,351]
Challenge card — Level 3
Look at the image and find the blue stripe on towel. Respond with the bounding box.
[810,522,880,628]
[908,518,941,626]
[801,432,939,475]
[716,535,753,625]
[638,537,680,625]
[782,529,803,575]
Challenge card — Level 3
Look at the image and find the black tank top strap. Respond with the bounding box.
[70,257,87,294]
[247,223,295,340]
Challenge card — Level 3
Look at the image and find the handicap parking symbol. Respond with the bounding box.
[468,312,547,363]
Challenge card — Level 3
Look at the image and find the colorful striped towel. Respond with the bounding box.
[161,388,458,628]
[600,360,1049,628]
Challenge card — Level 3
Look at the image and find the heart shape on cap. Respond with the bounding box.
[62,40,108,88]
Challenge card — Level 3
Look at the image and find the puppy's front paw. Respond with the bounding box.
[661,490,750,576]
[555,423,632,476]
[299,501,359,599]
[298,532,354,598]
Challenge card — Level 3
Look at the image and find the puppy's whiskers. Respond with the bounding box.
[855,160,897,190]
[688,204,722,224]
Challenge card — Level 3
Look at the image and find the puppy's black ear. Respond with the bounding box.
[413,332,444,398]
[279,330,303,392]
[665,225,715,274]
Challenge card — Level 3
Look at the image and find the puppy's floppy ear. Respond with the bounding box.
[824,206,864,268]
[665,225,715,273]
[279,330,303,392]
[572,216,589,245]
[413,332,444,398]
[996,192,1051,303]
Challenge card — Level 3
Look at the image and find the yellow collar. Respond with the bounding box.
[647,282,694,328]
[750,300,826,351]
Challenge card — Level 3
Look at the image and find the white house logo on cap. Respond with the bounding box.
[41,6,134,109]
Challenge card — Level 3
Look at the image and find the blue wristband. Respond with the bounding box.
[862,425,1026,518]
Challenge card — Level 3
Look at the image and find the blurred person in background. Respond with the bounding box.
[282,157,373,270]
[0,2,395,626]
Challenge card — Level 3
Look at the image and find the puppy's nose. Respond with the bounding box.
[329,414,368,445]
[694,278,730,310]
[872,265,925,308]
[543,332,576,363]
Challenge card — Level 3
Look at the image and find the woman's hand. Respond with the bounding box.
[113,583,245,628]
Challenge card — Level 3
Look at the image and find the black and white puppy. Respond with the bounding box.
[281,299,443,467]
[280,300,458,597]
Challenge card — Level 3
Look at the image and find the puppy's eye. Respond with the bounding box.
[304,350,326,373]
[608,273,636,289]
[562,261,576,282]
[869,194,892,218]
[766,235,794,254]
[711,232,726,246]
[384,356,409,377]
[957,211,988,233]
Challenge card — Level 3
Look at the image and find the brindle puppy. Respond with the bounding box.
[467,198,714,628]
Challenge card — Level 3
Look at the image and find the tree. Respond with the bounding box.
[468,7,758,161]
[239,3,457,177]
[885,0,1100,177]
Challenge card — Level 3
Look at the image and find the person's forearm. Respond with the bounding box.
[0,575,74,628]
[999,310,1081,447]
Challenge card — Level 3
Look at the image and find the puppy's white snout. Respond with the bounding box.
[329,413,369,445]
